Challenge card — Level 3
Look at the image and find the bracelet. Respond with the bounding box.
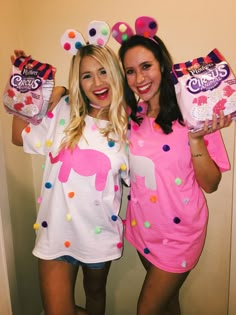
[191,153,208,158]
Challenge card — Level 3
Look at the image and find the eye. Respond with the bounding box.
[99,68,107,75]
[81,73,91,80]
[142,63,151,70]
[125,69,134,75]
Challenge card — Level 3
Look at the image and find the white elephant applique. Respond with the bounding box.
[129,153,156,191]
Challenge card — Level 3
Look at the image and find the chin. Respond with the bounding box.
[139,95,151,102]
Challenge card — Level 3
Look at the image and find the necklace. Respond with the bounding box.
[90,103,102,109]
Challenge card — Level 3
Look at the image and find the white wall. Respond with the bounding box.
[0,1,43,314]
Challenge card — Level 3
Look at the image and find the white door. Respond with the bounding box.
[0,208,12,315]
[0,127,19,315]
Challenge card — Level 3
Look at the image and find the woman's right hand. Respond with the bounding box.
[10,50,67,112]
[11,49,28,64]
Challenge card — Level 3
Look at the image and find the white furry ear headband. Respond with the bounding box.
[112,16,158,44]
[61,20,110,55]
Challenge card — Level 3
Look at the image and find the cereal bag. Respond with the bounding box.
[3,55,56,125]
[171,49,236,131]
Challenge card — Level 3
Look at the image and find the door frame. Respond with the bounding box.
[0,128,20,315]
[228,129,236,315]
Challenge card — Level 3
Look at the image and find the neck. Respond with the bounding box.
[88,106,109,120]
[147,104,160,118]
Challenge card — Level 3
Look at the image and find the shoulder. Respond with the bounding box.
[171,120,188,134]
[51,96,70,113]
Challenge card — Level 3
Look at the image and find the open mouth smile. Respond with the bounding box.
[94,88,109,100]
[137,83,151,94]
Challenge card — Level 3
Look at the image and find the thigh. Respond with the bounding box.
[38,258,79,315]
[82,261,111,294]
[138,263,189,315]
[138,250,151,271]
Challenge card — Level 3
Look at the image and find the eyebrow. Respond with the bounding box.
[140,60,153,65]
[125,60,152,69]
[80,67,105,76]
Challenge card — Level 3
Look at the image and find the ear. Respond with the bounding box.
[111,22,134,44]
[87,20,111,46]
[61,29,86,55]
[135,16,158,38]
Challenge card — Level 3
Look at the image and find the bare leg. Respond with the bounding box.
[76,306,88,315]
[82,261,111,315]
[166,292,181,315]
[138,251,151,270]
[38,259,87,315]
[137,253,189,315]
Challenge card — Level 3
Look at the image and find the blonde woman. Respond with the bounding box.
[12,44,129,315]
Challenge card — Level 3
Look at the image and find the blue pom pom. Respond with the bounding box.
[111,215,118,221]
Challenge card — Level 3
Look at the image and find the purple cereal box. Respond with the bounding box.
[171,49,236,132]
[3,56,56,125]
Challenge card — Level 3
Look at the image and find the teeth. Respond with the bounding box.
[94,88,107,95]
[138,83,151,91]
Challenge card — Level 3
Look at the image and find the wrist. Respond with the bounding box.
[189,137,209,158]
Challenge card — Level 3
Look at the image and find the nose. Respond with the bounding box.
[136,70,144,84]
[94,74,102,86]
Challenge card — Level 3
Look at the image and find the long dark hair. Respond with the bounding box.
[119,35,184,134]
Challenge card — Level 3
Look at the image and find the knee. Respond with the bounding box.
[44,310,75,315]
[84,281,106,298]
[137,299,164,315]
[43,304,77,315]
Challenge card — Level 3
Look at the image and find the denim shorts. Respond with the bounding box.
[55,255,106,269]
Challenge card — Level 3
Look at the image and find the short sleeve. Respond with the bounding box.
[22,97,69,156]
[204,130,230,172]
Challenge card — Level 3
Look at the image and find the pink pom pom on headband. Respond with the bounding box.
[61,20,111,55]
[112,16,158,44]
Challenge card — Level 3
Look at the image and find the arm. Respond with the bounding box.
[12,116,28,146]
[189,111,232,193]
[48,86,68,111]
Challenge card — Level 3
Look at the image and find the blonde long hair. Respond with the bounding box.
[61,44,128,149]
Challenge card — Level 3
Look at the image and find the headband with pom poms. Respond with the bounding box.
[61,20,111,55]
[112,16,158,44]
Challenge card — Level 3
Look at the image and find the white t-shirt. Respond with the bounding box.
[22,97,129,263]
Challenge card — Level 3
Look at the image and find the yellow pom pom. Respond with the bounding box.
[119,23,127,32]
[120,164,127,171]
[33,223,40,230]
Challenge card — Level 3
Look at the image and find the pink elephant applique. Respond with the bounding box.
[49,146,111,191]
